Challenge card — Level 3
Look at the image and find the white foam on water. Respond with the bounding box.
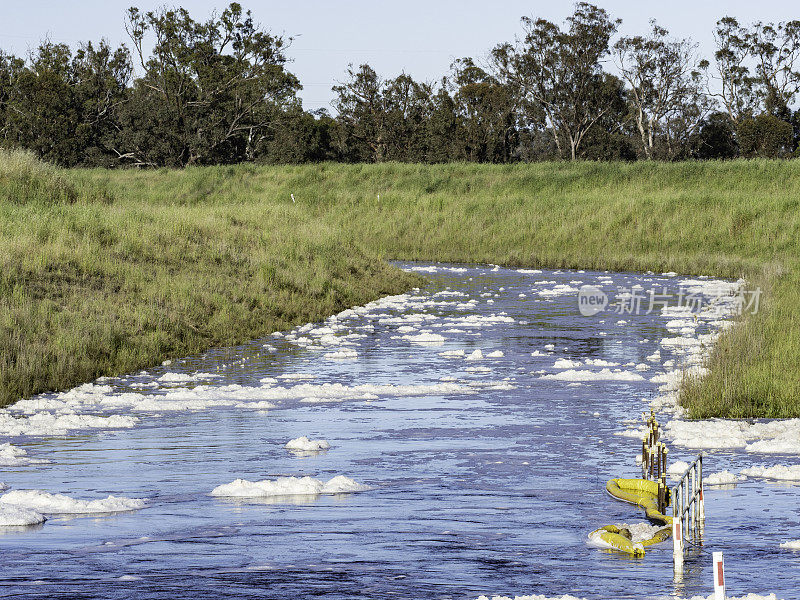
[445,314,515,327]
[0,443,45,466]
[285,437,331,452]
[465,349,483,361]
[541,369,644,382]
[210,475,369,498]
[780,540,800,549]
[0,412,137,437]
[583,359,620,367]
[323,349,358,360]
[516,269,543,274]
[673,595,782,600]
[668,461,690,477]
[543,344,555,351]
[439,350,465,357]
[0,505,46,527]
[486,350,504,358]
[537,285,580,297]
[553,359,582,369]
[403,333,445,345]
[158,372,220,383]
[234,401,277,410]
[741,465,800,480]
[0,490,145,515]
[704,470,745,485]
[475,595,586,600]
[664,419,800,453]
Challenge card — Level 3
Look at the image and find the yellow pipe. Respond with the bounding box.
[589,478,672,557]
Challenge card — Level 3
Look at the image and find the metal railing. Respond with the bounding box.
[671,453,705,573]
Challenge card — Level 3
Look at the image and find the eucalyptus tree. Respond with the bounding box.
[425,84,459,163]
[0,51,24,145]
[449,57,517,163]
[382,73,434,162]
[333,65,437,162]
[614,21,709,159]
[747,19,800,119]
[702,17,761,124]
[72,40,132,166]
[332,64,388,162]
[492,3,620,160]
[122,2,300,166]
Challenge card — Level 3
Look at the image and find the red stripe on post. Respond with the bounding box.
[717,560,724,586]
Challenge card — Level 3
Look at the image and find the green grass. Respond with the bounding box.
[0,151,419,408]
[4,156,800,417]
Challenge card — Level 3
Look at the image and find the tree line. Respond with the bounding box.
[1,2,798,167]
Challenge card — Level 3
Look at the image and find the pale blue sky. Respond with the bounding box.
[1,1,797,111]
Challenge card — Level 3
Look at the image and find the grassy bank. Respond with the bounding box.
[75,161,800,418]
[0,151,419,408]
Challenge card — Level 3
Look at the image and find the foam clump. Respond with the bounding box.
[0,443,44,466]
[486,350,504,358]
[553,359,581,369]
[285,437,331,452]
[0,505,46,527]
[741,465,800,480]
[780,539,800,550]
[540,369,644,382]
[475,595,586,600]
[323,349,357,360]
[0,489,146,514]
[465,349,484,361]
[403,333,445,345]
[668,461,690,477]
[674,595,782,600]
[210,475,369,498]
[439,349,465,357]
[665,418,800,453]
[0,412,137,437]
[158,372,219,383]
[703,470,745,486]
[537,284,580,297]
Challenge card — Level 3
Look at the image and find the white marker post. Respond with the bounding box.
[673,516,684,573]
[699,482,706,522]
[713,551,726,600]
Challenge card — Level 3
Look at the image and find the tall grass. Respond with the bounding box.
[0,150,419,407]
[77,161,800,418]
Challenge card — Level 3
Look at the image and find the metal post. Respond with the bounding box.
[683,481,689,542]
[687,463,697,531]
[699,455,705,522]
[673,513,684,573]
[713,552,726,600]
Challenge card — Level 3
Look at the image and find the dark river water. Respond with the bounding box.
[1,263,798,600]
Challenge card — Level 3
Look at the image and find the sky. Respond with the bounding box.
[1,1,798,112]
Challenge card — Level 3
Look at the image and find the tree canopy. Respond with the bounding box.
[1,3,799,166]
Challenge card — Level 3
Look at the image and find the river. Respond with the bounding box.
[1,263,798,600]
